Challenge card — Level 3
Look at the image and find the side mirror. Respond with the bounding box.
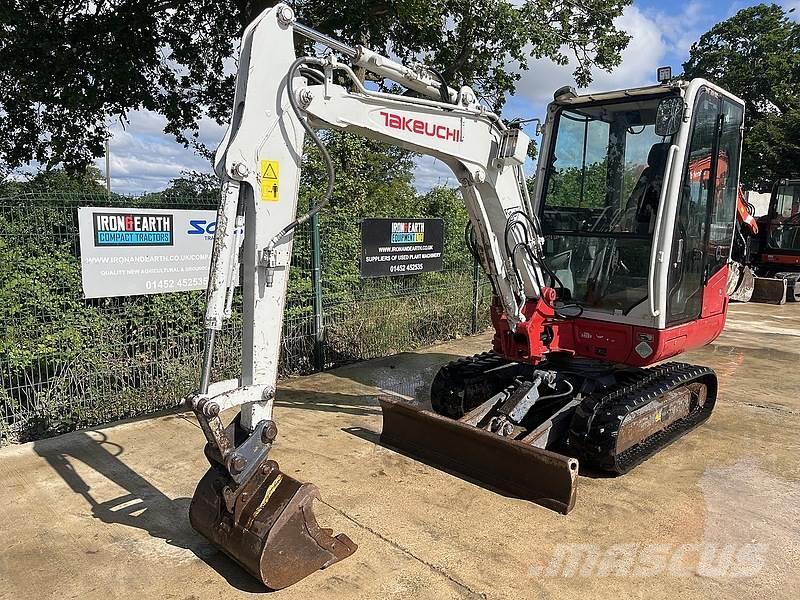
[655,96,683,137]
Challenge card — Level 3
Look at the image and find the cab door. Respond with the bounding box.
[667,89,743,324]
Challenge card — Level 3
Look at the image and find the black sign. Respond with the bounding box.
[361,218,444,277]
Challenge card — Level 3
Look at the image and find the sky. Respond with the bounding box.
[90,0,800,194]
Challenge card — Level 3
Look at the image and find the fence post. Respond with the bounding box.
[310,212,325,370]
[471,254,480,334]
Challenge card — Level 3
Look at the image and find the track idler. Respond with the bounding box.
[188,416,356,589]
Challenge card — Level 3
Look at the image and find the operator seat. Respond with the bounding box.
[624,142,671,234]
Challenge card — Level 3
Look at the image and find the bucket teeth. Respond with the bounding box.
[189,461,356,590]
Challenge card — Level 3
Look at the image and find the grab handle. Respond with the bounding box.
[648,145,678,317]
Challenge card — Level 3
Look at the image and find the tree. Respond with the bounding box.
[0,166,107,197]
[546,160,609,208]
[1,0,631,175]
[683,3,800,190]
[162,171,221,199]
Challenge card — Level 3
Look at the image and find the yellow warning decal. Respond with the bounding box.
[246,473,283,529]
[260,160,279,201]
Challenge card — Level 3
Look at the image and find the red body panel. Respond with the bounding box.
[700,266,729,317]
[492,266,730,368]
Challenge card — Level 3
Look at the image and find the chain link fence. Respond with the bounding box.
[0,191,491,443]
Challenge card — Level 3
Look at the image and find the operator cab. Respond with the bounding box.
[534,80,745,327]
[766,179,800,253]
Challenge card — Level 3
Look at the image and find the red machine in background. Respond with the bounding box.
[730,179,800,303]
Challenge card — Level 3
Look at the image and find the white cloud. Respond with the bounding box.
[515,5,669,105]
[99,107,460,196]
[71,0,786,196]
[413,156,457,192]
[642,1,800,65]
[650,0,709,59]
[780,0,800,19]
[94,109,224,194]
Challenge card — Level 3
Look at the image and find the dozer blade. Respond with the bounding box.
[751,276,787,304]
[189,459,356,590]
[379,398,578,514]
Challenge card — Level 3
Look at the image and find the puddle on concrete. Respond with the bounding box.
[359,362,437,408]
[324,350,471,410]
[693,342,795,366]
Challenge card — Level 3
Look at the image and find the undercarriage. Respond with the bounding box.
[380,353,717,513]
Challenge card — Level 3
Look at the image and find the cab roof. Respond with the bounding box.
[552,78,745,110]
[552,82,687,107]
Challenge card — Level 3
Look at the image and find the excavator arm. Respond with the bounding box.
[195,2,545,429]
[186,3,550,588]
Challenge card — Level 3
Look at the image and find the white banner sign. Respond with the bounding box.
[78,206,220,298]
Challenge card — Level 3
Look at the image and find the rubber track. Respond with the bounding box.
[430,352,515,418]
[567,362,717,474]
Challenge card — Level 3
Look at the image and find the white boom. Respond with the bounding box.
[190,2,546,431]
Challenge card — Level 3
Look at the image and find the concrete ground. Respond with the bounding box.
[1,302,798,600]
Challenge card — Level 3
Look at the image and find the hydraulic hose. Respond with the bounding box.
[264,57,335,255]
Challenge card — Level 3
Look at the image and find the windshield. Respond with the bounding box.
[538,96,676,314]
[769,182,800,251]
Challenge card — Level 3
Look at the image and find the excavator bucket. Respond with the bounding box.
[189,459,357,590]
[379,398,579,514]
[727,263,755,302]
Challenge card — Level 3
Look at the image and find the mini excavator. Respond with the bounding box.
[184,3,746,589]
[729,178,800,303]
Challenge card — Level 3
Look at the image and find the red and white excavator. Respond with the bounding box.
[182,3,747,589]
[729,178,800,303]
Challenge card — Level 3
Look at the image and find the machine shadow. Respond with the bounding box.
[274,388,382,417]
[32,430,265,593]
